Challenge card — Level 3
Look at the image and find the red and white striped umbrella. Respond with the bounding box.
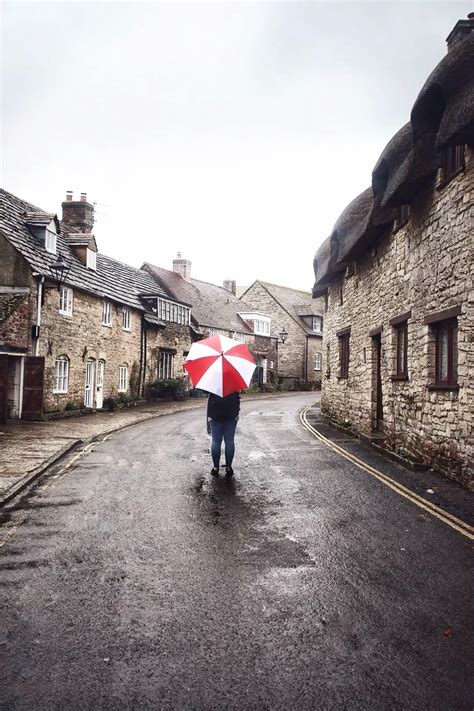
[183,334,256,397]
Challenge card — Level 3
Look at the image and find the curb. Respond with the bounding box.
[0,401,207,508]
[0,392,318,508]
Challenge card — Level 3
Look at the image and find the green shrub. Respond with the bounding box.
[64,402,80,411]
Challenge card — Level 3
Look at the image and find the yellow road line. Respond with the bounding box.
[300,403,474,541]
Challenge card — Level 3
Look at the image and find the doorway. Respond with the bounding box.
[372,334,383,432]
[84,359,95,408]
[96,360,105,409]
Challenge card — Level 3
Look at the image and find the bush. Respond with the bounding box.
[102,397,117,412]
[150,377,189,400]
[64,401,80,411]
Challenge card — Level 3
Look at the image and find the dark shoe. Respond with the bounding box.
[225,465,234,477]
[211,467,219,476]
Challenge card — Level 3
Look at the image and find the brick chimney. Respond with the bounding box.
[172,252,192,279]
[223,279,236,296]
[446,13,474,52]
[61,191,94,232]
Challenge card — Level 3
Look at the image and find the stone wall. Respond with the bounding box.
[242,281,323,386]
[321,148,473,488]
[39,287,143,412]
[0,294,30,348]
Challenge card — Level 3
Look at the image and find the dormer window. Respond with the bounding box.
[312,316,322,334]
[86,248,97,270]
[157,297,190,325]
[45,228,57,255]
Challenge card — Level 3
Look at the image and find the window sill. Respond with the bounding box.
[122,327,131,332]
[427,384,459,392]
[392,220,409,234]
[437,166,465,191]
[102,322,112,328]
[59,312,73,318]
[52,390,68,395]
[391,374,409,381]
[337,375,348,380]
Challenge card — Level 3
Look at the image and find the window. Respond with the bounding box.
[102,301,111,326]
[122,308,131,331]
[312,316,322,334]
[233,332,246,342]
[395,322,408,377]
[45,229,57,255]
[157,298,190,325]
[59,286,73,316]
[53,355,69,393]
[158,351,174,379]
[314,352,322,371]
[393,204,410,232]
[254,319,270,335]
[338,331,350,378]
[424,307,460,390]
[118,365,128,392]
[86,249,97,271]
[434,319,458,387]
[441,145,465,183]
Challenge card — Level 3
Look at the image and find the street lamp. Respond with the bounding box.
[279,329,288,344]
[49,254,70,291]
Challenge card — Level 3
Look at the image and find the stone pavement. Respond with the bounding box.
[0,392,303,504]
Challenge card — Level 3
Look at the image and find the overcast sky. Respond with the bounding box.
[2,1,470,291]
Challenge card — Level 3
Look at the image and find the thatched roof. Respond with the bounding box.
[312,21,473,295]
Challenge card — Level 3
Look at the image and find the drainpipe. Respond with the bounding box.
[304,335,309,383]
[34,275,44,357]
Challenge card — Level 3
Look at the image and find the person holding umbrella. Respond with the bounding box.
[183,334,256,477]
[206,391,240,476]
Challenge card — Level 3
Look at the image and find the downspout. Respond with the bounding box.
[34,275,44,357]
[143,324,148,398]
[304,335,309,383]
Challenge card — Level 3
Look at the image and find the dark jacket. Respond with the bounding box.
[207,392,240,422]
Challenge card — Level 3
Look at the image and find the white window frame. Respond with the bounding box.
[118,365,128,392]
[122,307,131,331]
[86,249,97,271]
[312,316,322,334]
[45,228,57,255]
[314,352,322,371]
[59,286,73,316]
[158,351,174,379]
[53,355,69,393]
[102,301,112,327]
[157,297,190,325]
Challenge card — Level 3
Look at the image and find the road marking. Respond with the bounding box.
[300,403,474,541]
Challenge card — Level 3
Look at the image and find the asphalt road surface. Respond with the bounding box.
[1,393,472,710]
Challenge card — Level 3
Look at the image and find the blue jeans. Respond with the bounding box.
[210,418,238,468]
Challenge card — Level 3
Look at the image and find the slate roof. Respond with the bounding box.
[143,263,254,334]
[312,22,474,296]
[242,281,323,335]
[0,189,168,312]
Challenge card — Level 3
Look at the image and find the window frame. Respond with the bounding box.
[314,352,322,371]
[393,204,410,233]
[440,145,465,186]
[434,318,458,388]
[312,316,322,334]
[122,307,131,331]
[59,286,73,317]
[45,228,57,255]
[86,249,97,271]
[118,365,128,392]
[53,355,69,394]
[102,301,112,327]
[158,351,175,380]
[394,321,408,378]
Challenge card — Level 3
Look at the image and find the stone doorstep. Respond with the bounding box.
[321,415,430,472]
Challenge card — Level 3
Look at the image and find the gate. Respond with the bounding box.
[22,356,45,420]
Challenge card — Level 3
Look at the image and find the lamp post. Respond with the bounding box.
[279,329,288,344]
[49,254,70,291]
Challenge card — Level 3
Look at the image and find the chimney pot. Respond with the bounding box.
[80,192,87,203]
[66,191,73,201]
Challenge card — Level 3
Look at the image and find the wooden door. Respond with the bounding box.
[22,356,45,420]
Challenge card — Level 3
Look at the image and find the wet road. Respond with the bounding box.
[1,393,472,710]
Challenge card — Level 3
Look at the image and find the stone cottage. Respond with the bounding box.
[0,189,193,421]
[312,16,474,488]
[143,257,278,387]
[241,281,325,388]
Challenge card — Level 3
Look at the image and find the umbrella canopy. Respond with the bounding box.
[183,334,256,397]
